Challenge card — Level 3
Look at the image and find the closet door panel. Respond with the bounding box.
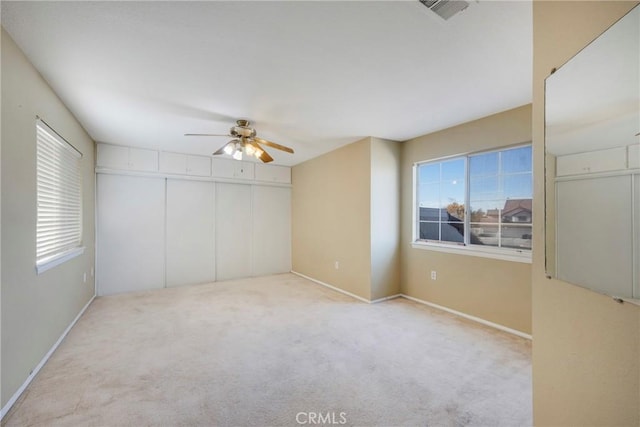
[635,174,639,298]
[166,179,215,287]
[97,174,165,295]
[556,175,633,297]
[216,183,252,280]
[96,144,128,169]
[252,186,291,276]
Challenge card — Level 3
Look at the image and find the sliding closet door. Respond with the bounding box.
[97,174,165,295]
[252,185,291,276]
[556,175,633,297]
[166,179,215,287]
[635,174,640,298]
[216,183,252,281]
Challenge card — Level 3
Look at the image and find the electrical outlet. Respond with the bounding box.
[430,270,437,280]
[83,272,87,283]
[335,261,340,270]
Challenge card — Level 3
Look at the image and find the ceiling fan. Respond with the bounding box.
[185,119,294,163]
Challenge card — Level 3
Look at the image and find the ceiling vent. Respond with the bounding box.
[419,0,470,21]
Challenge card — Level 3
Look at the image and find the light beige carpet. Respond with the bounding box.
[4,273,531,426]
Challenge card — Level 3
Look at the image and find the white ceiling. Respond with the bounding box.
[1,1,532,166]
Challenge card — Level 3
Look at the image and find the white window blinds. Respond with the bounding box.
[36,119,83,269]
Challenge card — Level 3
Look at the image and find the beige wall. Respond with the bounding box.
[370,138,401,300]
[294,106,531,330]
[400,105,533,334]
[292,138,372,300]
[1,29,96,409]
[532,2,640,425]
[292,136,401,301]
[6,3,639,421]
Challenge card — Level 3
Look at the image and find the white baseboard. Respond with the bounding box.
[400,294,532,340]
[370,294,402,304]
[289,271,531,340]
[291,271,373,303]
[0,295,96,420]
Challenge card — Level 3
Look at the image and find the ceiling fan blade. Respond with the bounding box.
[213,142,232,155]
[245,141,273,163]
[259,150,274,163]
[254,137,294,154]
[184,133,232,137]
[255,145,274,163]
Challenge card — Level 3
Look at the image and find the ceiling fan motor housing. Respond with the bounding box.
[230,120,257,138]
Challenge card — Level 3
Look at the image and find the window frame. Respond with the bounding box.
[412,144,532,264]
[35,118,85,274]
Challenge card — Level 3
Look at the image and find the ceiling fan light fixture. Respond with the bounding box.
[186,119,293,163]
[225,139,240,154]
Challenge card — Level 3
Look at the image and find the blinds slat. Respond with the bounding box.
[37,235,82,250]
[38,242,82,260]
[37,235,82,249]
[37,124,81,158]
[37,236,78,252]
[36,120,83,263]
[37,164,81,187]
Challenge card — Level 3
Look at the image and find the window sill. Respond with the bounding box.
[36,247,85,274]
[411,241,531,264]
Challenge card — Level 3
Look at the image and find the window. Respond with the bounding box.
[36,119,84,273]
[415,145,532,261]
[417,157,466,244]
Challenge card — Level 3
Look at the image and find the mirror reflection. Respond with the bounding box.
[545,5,639,299]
